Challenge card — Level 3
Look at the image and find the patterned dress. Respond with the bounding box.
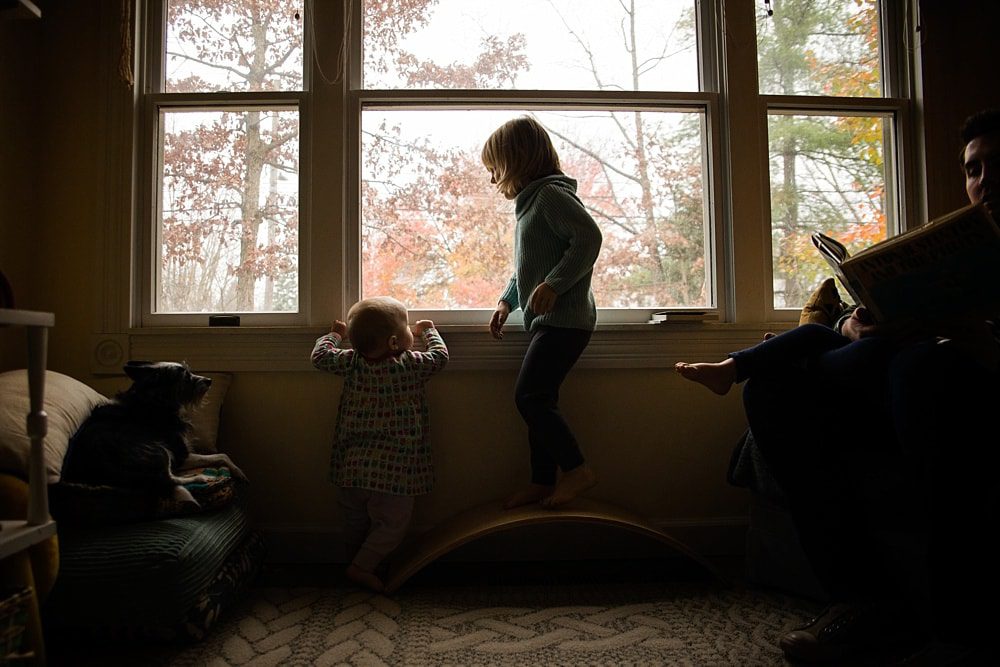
[311,328,448,495]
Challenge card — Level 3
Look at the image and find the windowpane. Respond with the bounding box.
[158,109,299,313]
[363,0,699,92]
[361,109,708,310]
[164,0,304,93]
[756,0,881,97]
[767,113,891,309]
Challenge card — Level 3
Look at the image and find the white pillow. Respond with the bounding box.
[0,370,109,483]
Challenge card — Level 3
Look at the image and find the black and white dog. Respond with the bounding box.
[61,361,247,505]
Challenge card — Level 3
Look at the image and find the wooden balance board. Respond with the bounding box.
[383,497,727,593]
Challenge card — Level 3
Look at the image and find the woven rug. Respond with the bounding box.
[136,580,817,667]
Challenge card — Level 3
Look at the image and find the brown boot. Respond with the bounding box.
[779,600,919,663]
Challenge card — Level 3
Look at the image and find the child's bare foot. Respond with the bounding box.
[503,483,554,509]
[541,465,598,508]
[346,563,385,592]
[674,359,737,396]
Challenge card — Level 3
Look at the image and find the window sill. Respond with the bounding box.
[91,322,793,374]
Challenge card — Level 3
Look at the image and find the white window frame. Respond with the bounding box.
[108,0,919,372]
[758,0,919,321]
[346,0,727,327]
[135,0,311,327]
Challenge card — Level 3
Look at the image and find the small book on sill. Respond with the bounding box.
[811,202,1000,324]
[648,311,711,323]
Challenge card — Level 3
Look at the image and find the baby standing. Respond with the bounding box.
[311,296,449,591]
[483,116,603,509]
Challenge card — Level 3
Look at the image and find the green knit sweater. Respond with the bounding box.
[499,175,603,332]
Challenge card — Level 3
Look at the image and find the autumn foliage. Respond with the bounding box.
[157,0,887,314]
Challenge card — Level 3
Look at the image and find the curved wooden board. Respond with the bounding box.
[383,498,727,593]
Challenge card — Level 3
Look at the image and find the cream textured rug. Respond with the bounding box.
[146,581,816,667]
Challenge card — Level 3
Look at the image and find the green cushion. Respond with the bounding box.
[46,502,250,630]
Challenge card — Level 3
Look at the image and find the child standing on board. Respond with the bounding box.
[482,116,603,510]
[312,296,449,592]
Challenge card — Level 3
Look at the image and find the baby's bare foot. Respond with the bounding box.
[346,564,385,592]
[541,465,598,509]
[674,359,737,396]
[503,483,554,509]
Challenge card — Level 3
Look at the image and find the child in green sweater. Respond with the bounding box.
[482,116,603,510]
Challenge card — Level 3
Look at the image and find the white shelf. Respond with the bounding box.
[0,309,55,328]
[0,520,56,560]
[0,0,41,20]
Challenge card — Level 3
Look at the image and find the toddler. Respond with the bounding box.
[311,296,448,591]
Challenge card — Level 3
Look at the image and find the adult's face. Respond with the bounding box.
[963,130,1000,217]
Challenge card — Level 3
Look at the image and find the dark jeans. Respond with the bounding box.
[887,340,1000,640]
[744,331,1000,641]
[514,325,591,486]
[730,323,897,402]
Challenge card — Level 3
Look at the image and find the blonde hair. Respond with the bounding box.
[481,116,562,199]
[347,296,408,355]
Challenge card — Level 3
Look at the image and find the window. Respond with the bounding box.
[354,0,718,324]
[755,0,912,311]
[135,0,916,339]
[140,0,304,325]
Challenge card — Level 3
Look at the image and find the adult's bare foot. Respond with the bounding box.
[541,465,598,508]
[346,564,385,593]
[503,483,554,509]
[673,359,737,396]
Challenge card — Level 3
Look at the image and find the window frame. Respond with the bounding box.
[135,0,312,327]
[346,0,727,325]
[347,96,726,326]
[110,0,920,373]
[756,0,919,321]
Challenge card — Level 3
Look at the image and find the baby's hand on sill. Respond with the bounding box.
[331,320,348,338]
[412,320,435,335]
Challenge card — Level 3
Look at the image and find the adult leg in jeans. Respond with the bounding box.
[729,323,851,382]
[743,365,892,600]
[747,339,925,661]
[889,339,1000,647]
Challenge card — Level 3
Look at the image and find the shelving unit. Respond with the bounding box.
[0,0,41,20]
[0,308,55,665]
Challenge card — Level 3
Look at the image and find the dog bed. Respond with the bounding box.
[44,500,263,640]
[0,369,264,642]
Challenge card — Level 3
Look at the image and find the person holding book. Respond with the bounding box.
[678,108,1000,664]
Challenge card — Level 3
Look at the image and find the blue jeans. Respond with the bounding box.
[744,329,1000,641]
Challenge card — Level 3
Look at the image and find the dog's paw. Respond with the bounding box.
[228,463,249,482]
[172,484,202,508]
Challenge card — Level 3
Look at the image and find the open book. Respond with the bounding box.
[811,203,1000,324]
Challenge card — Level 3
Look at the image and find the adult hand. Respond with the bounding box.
[489,301,510,340]
[840,306,880,341]
[412,319,435,335]
[331,320,348,338]
[928,316,1000,370]
[528,282,557,315]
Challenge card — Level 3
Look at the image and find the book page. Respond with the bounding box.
[840,204,1000,322]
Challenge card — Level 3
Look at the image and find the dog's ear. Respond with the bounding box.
[123,360,155,381]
